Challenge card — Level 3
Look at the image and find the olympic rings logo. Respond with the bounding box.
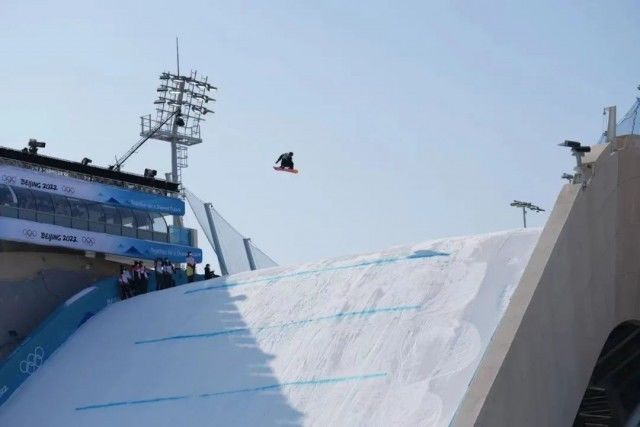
[61,185,75,194]
[81,236,95,246]
[1,175,16,185]
[19,346,45,375]
[22,229,37,239]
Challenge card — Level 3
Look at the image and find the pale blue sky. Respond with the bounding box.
[1,1,639,265]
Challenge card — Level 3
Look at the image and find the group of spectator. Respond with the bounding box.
[155,258,176,290]
[118,261,150,299]
[118,254,221,300]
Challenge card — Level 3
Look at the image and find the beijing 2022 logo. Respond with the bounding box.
[81,236,95,246]
[61,185,75,195]
[1,175,16,185]
[22,229,37,239]
[19,346,45,375]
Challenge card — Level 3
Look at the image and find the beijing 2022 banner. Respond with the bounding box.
[0,165,184,215]
[0,216,202,262]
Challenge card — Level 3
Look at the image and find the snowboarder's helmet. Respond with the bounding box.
[289,152,294,156]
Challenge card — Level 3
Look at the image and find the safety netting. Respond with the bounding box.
[617,98,640,136]
[185,188,278,275]
[599,98,640,143]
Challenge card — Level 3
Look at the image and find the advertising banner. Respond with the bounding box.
[0,216,202,262]
[0,165,184,215]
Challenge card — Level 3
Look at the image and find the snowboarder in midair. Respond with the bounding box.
[275,152,294,170]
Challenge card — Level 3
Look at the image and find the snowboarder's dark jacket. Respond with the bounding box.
[276,153,292,164]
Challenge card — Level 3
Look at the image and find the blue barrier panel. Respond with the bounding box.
[0,270,201,407]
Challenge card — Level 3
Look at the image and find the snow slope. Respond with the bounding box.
[0,229,540,427]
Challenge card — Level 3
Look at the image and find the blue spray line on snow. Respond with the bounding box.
[135,305,421,345]
[75,373,387,411]
[76,395,191,411]
[184,250,449,295]
[199,373,387,398]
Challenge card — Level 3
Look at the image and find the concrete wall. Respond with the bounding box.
[0,246,119,359]
[453,136,640,426]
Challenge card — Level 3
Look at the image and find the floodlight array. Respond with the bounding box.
[510,200,545,212]
[151,71,217,141]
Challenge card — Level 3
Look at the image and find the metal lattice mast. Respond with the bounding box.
[138,43,217,225]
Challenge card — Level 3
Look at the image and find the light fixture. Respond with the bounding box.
[26,138,46,154]
[559,140,591,184]
[559,140,581,148]
[510,200,545,228]
[561,173,574,183]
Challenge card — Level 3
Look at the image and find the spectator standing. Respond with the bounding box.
[185,251,196,283]
[163,258,175,287]
[155,258,164,290]
[131,261,141,295]
[119,265,132,299]
[140,262,149,294]
[131,261,148,295]
[186,263,195,283]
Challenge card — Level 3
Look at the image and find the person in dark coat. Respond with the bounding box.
[275,152,294,169]
[204,264,221,279]
[154,258,164,290]
[163,258,175,287]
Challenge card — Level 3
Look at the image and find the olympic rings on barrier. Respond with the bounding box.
[22,229,37,239]
[81,236,95,246]
[19,346,45,375]
[1,175,16,185]
[61,185,75,194]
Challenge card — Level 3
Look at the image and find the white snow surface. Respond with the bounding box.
[0,229,540,427]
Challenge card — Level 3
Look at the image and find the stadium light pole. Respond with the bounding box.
[510,200,545,228]
[134,40,217,226]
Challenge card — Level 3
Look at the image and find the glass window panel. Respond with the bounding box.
[12,187,36,210]
[133,210,151,231]
[67,198,88,219]
[118,208,136,228]
[86,203,105,223]
[150,213,167,233]
[32,190,54,213]
[52,195,71,216]
[102,205,121,225]
[0,185,16,207]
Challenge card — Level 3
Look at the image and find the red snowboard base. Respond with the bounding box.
[273,166,299,174]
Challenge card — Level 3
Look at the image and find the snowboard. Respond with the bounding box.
[273,166,299,174]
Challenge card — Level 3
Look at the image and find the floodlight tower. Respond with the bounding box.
[139,44,216,226]
[510,200,545,228]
